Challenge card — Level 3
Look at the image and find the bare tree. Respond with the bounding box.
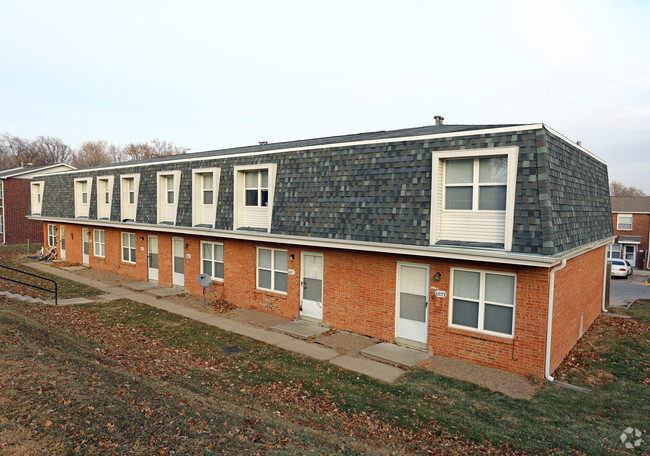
[32,136,73,165]
[150,138,174,156]
[73,140,115,168]
[123,142,156,161]
[610,181,646,197]
[1,134,34,167]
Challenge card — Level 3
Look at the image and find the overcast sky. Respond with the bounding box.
[1,0,648,193]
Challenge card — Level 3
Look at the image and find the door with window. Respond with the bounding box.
[148,236,158,281]
[623,245,636,267]
[60,226,66,260]
[82,228,89,265]
[396,263,429,344]
[172,237,184,287]
[301,253,323,320]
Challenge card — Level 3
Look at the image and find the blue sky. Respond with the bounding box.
[1,0,648,192]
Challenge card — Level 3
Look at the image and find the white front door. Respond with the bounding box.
[82,228,89,266]
[396,263,429,344]
[623,245,636,266]
[301,252,323,320]
[172,237,184,287]
[148,236,158,281]
[60,225,66,260]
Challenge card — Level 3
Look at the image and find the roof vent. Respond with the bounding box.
[576,141,582,146]
[434,115,444,125]
[259,141,268,145]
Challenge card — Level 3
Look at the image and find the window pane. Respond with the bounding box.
[82,193,88,204]
[446,159,473,184]
[123,247,129,260]
[259,249,272,269]
[261,170,268,187]
[245,171,257,188]
[215,244,223,262]
[274,250,288,271]
[400,292,427,322]
[445,186,473,210]
[203,190,213,205]
[259,269,272,289]
[452,299,479,328]
[203,260,212,277]
[485,274,514,304]
[129,191,134,204]
[203,173,213,189]
[453,270,480,300]
[166,176,174,190]
[274,271,287,292]
[202,243,212,260]
[261,190,269,207]
[129,234,135,246]
[484,304,513,335]
[130,248,136,263]
[479,186,506,210]
[215,262,224,280]
[105,192,109,204]
[479,157,507,183]
[101,244,105,257]
[174,256,184,273]
[167,190,174,204]
[245,189,258,206]
[303,278,322,302]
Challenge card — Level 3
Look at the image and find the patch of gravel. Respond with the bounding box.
[313,332,379,357]
[224,308,289,330]
[417,354,540,399]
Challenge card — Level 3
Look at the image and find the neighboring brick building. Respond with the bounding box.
[0,164,75,244]
[609,196,650,270]
[29,122,613,379]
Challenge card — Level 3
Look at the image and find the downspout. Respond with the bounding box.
[545,259,567,382]
[602,246,610,312]
[1,180,5,244]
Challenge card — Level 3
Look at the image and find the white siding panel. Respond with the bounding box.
[440,212,506,244]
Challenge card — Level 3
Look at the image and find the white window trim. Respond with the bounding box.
[120,174,140,222]
[256,246,288,294]
[233,163,277,231]
[448,267,517,339]
[30,181,44,215]
[617,214,633,231]
[96,175,114,220]
[47,224,57,247]
[93,229,106,257]
[74,177,93,218]
[156,170,182,224]
[431,146,518,251]
[192,167,221,227]
[200,240,224,281]
[121,232,136,263]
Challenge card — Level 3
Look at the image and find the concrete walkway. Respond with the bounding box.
[609,270,650,308]
[24,262,406,384]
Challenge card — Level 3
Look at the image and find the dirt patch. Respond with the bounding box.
[313,331,379,357]
[58,267,138,287]
[224,307,289,330]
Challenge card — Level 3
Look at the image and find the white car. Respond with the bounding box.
[607,259,633,278]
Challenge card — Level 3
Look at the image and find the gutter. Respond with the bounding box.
[544,259,567,382]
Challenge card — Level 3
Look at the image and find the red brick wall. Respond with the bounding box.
[3,178,42,244]
[550,246,606,373]
[39,223,607,377]
[612,213,650,269]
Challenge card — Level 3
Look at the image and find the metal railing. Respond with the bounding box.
[0,264,58,305]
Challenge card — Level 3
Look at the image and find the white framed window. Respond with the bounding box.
[121,232,136,263]
[449,268,516,337]
[30,181,44,215]
[607,244,622,259]
[617,214,633,231]
[201,241,224,281]
[120,174,140,222]
[233,164,277,231]
[431,147,519,250]
[157,170,181,224]
[257,247,288,293]
[74,177,93,218]
[192,168,221,227]
[47,224,57,247]
[93,229,106,257]
[97,176,114,220]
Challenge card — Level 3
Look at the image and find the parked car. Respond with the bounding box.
[607,259,633,278]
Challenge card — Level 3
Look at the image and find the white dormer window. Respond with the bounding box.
[120,174,140,222]
[192,168,221,227]
[97,176,114,220]
[431,146,518,250]
[233,164,277,231]
[157,170,181,225]
[74,177,93,218]
[30,181,44,215]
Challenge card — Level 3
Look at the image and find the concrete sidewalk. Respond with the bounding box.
[26,262,405,384]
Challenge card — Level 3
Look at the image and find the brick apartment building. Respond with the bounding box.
[609,196,650,270]
[0,164,74,244]
[29,122,613,379]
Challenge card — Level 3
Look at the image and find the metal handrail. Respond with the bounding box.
[0,264,58,305]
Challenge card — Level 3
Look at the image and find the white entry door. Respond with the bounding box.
[148,236,158,281]
[623,245,636,266]
[172,237,184,287]
[301,252,323,320]
[60,225,66,260]
[82,228,89,266]
[396,263,429,344]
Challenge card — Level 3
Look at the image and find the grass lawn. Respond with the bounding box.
[0,244,102,299]
[0,296,647,455]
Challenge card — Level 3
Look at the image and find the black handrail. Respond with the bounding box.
[0,265,58,305]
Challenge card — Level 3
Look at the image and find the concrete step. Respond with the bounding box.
[271,320,330,339]
[361,342,432,368]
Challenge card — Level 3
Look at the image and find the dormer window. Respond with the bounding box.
[97,176,114,220]
[445,157,507,211]
[233,164,277,231]
[157,171,181,225]
[120,174,140,222]
[74,177,93,218]
[192,168,220,228]
[245,170,269,207]
[30,181,44,215]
